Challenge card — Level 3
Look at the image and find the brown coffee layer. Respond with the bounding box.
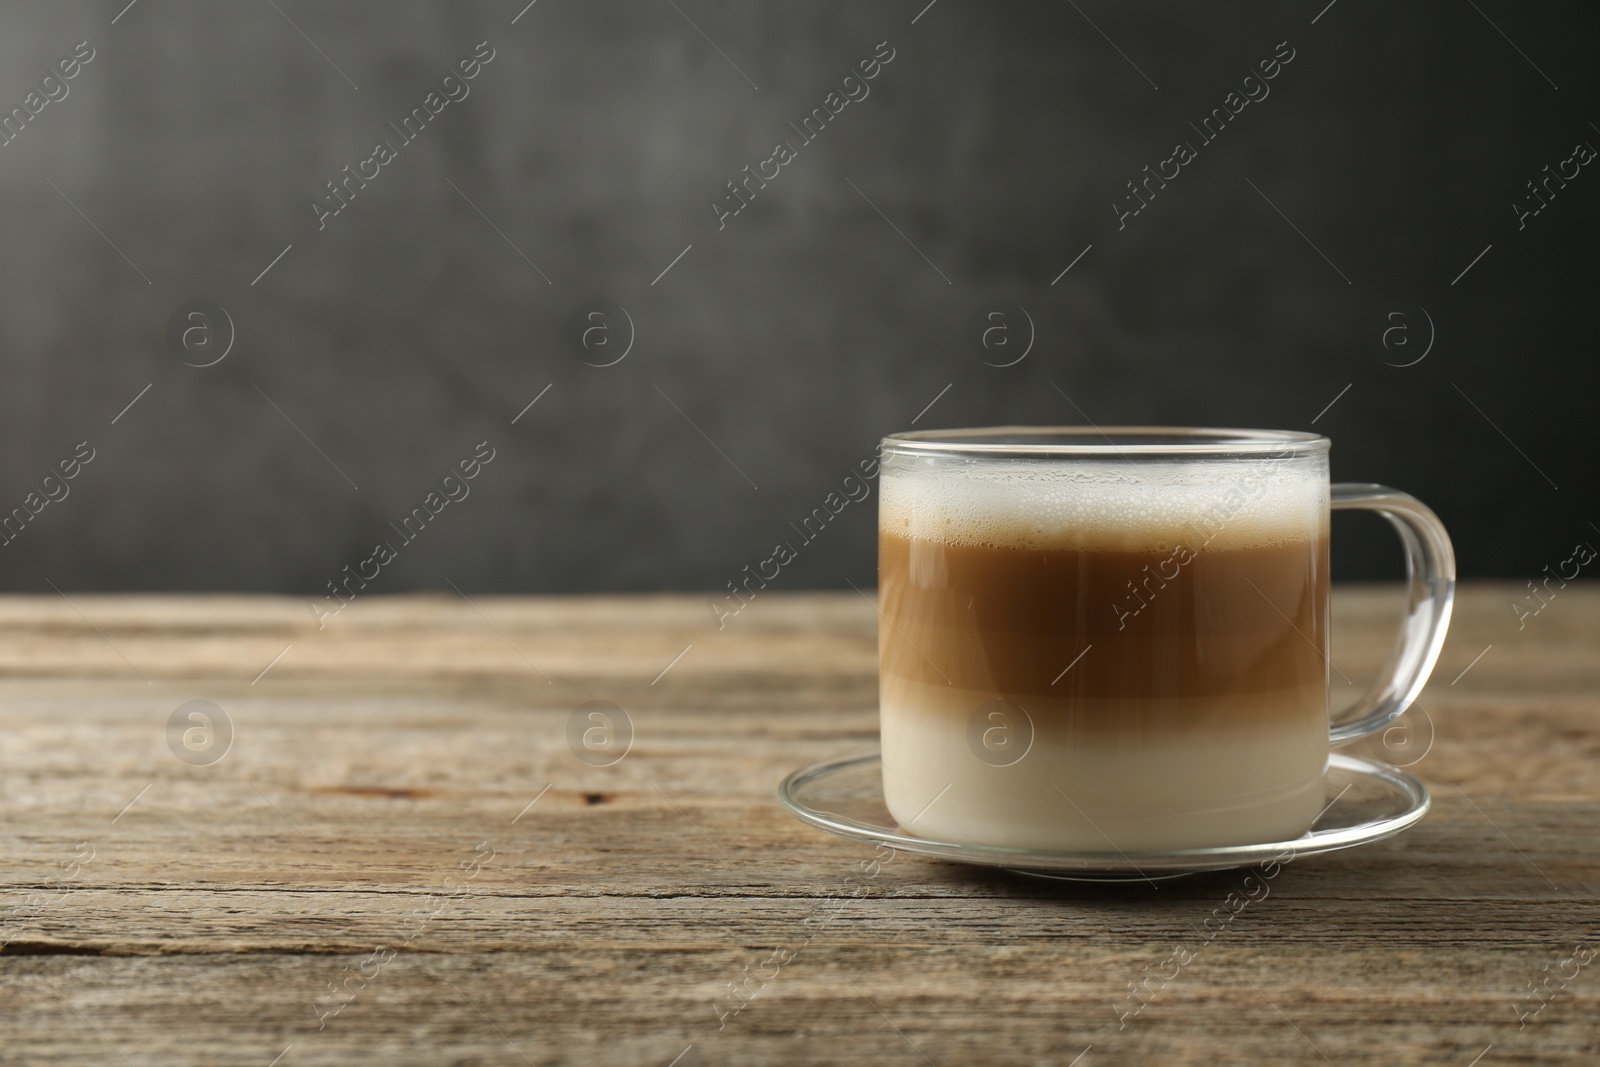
[878,530,1328,718]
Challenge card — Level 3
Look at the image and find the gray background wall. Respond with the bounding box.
[0,1,1594,595]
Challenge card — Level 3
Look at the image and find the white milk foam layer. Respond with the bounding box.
[881,457,1329,552]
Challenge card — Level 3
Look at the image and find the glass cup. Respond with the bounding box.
[876,427,1454,852]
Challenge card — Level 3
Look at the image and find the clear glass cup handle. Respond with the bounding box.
[1328,483,1456,745]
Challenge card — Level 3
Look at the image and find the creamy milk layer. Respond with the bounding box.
[880,680,1327,851]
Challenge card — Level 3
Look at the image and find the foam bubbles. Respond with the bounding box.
[880,457,1328,552]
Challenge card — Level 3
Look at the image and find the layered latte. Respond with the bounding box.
[878,456,1330,851]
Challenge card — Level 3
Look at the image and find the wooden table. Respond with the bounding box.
[0,586,1595,1066]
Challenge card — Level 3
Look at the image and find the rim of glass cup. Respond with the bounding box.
[883,426,1330,457]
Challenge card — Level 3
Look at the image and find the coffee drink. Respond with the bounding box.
[879,446,1330,851]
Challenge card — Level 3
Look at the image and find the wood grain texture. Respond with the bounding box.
[0,585,1596,1066]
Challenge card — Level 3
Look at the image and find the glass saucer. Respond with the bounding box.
[777,752,1429,881]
